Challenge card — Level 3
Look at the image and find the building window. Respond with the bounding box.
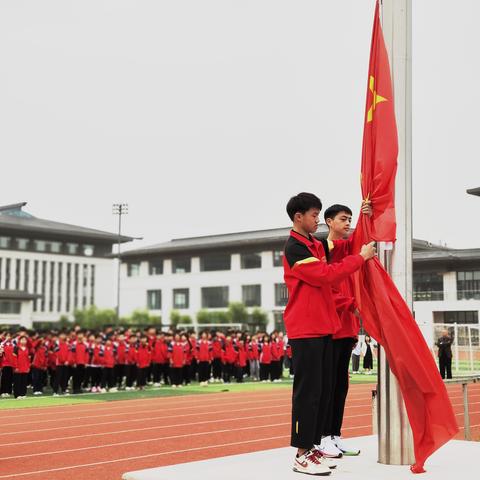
[0,300,21,314]
[147,290,162,310]
[273,250,284,267]
[41,261,47,311]
[201,286,229,308]
[274,283,288,307]
[173,288,189,309]
[5,258,11,290]
[49,242,62,253]
[34,240,47,252]
[0,237,11,249]
[67,243,79,255]
[17,238,29,250]
[23,259,29,291]
[127,263,140,277]
[149,259,164,275]
[57,263,62,312]
[241,253,262,269]
[434,310,479,325]
[200,253,231,272]
[413,272,444,301]
[82,245,94,257]
[82,265,88,308]
[33,260,39,312]
[66,263,71,312]
[273,311,284,332]
[90,265,95,306]
[49,262,55,312]
[172,257,191,274]
[457,271,480,300]
[242,284,261,307]
[74,264,79,309]
[15,259,21,290]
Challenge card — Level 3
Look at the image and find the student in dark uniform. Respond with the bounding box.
[283,192,376,476]
[436,329,453,379]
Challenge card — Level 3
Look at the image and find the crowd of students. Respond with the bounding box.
[0,326,292,399]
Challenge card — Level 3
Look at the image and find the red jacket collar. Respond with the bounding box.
[290,229,315,247]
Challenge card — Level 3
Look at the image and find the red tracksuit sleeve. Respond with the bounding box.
[285,242,364,287]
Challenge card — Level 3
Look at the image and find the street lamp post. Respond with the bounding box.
[112,203,128,324]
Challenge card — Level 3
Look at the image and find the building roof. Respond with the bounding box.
[0,203,133,244]
[120,225,460,260]
[0,290,42,301]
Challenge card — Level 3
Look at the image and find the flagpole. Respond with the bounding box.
[377,0,415,465]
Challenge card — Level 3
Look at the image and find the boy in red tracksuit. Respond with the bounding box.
[283,192,375,475]
[196,331,212,386]
[90,336,104,392]
[181,334,193,385]
[168,333,185,388]
[32,338,48,395]
[115,333,128,389]
[211,332,223,383]
[13,336,31,399]
[136,335,151,390]
[53,332,70,395]
[101,338,116,391]
[235,340,248,383]
[125,336,137,390]
[152,333,165,386]
[222,336,236,384]
[71,331,88,394]
[0,333,15,397]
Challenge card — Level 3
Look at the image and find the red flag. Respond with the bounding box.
[352,1,458,472]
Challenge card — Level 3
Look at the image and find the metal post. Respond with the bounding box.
[462,383,471,440]
[377,0,415,465]
[113,203,128,324]
[454,323,459,372]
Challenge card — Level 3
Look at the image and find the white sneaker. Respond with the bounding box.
[33,391,43,396]
[292,449,331,476]
[153,383,161,387]
[53,393,60,397]
[316,437,343,458]
[109,387,118,393]
[333,435,360,456]
[312,447,337,469]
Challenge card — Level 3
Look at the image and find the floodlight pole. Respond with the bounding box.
[113,203,128,324]
[377,0,415,465]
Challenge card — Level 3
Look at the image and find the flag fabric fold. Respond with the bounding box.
[352,1,458,472]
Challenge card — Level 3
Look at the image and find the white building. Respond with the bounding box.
[120,227,480,344]
[0,202,133,327]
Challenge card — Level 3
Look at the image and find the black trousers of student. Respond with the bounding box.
[212,358,222,379]
[190,359,198,382]
[324,337,356,437]
[72,365,85,393]
[289,336,333,449]
[259,363,271,381]
[351,353,360,372]
[137,367,149,387]
[439,355,452,379]
[198,361,211,383]
[13,372,28,398]
[170,367,183,386]
[31,367,46,393]
[223,363,235,383]
[126,365,137,387]
[0,366,13,394]
[152,363,162,383]
[235,366,244,383]
[48,368,56,390]
[270,360,280,381]
[160,363,170,384]
[101,367,115,389]
[91,367,102,388]
[115,364,126,388]
[183,365,191,385]
[54,365,70,394]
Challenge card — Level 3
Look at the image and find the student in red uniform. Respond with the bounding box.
[211,332,224,383]
[158,332,171,386]
[125,335,137,390]
[248,334,260,381]
[31,337,48,395]
[13,336,31,399]
[189,332,198,382]
[168,333,185,388]
[196,331,212,386]
[270,333,281,382]
[115,332,128,389]
[283,192,375,475]
[152,332,166,387]
[71,330,88,394]
[90,335,104,393]
[0,332,15,397]
[47,334,58,392]
[235,340,248,383]
[259,335,272,382]
[181,334,193,385]
[136,335,151,390]
[222,335,236,383]
[53,332,70,396]
[101,338,116,392]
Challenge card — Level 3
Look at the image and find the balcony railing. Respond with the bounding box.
[413,290,444,301]
[457,290,480,301]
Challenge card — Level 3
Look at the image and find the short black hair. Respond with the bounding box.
[286,192,322,221]
[324,204,353,222]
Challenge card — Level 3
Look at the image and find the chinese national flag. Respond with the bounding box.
[351,1,458,472]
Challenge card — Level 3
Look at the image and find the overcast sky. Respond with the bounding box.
[1,0,479,250]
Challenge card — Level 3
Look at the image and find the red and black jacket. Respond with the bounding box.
[283,230,364,339]
[196,340,212,362]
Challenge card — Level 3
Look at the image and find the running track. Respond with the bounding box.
[0,382,478,480]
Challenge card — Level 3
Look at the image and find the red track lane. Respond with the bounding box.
[0,382,478,480]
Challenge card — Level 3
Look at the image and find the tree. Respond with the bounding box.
[170,310,193,328]
[250,308,269,330]
[228,302,248,324]
[196,309,230,325]
[122,309,162,326]
[73,306,117,329]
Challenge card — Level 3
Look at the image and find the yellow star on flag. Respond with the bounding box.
[367,75,387,122]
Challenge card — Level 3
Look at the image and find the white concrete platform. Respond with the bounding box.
[122,435,479,480]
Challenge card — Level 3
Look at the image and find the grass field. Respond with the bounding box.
[0,373,378,410]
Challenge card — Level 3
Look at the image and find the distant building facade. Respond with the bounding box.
[0,203,132,327]
[120,227,480,345]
